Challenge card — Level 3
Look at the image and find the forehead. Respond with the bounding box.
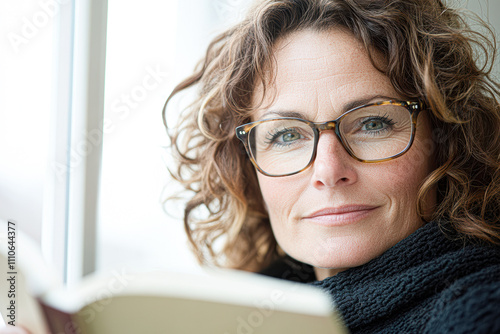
[272,28,369,79]
[251,28,399,120]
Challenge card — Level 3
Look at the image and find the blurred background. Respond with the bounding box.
[0,0,498,285]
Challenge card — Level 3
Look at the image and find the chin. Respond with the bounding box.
[290,241,386,272]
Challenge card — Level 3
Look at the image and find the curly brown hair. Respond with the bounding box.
[163,0,500,272]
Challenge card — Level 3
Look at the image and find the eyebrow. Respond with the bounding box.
[259,94,399,121]
[343,95,398,113]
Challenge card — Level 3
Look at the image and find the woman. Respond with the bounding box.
[3,0,499,333]
[164,0,500,332]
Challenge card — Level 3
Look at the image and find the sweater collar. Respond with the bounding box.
[310,221,499,330]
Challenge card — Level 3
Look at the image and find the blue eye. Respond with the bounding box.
[281,131,302,142]
[362,119,386,131]
[360,116,395,134]
[265,127,304,146]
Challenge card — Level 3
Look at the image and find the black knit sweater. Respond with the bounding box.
[261,222,500,333]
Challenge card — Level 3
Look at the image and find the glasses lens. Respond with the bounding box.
[248,119,315,175]
[244,103,414,176]
[339,104,413,161]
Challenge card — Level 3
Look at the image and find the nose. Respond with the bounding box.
[311,131,358,188]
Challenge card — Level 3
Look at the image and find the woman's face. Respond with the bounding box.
[252,28,436,278]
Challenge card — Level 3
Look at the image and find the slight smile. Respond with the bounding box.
[302,205,379,226]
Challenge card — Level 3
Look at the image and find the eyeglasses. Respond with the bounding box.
[235,100,423,177]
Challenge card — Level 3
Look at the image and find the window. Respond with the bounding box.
[98,0,252,274]
[1,0,497,285]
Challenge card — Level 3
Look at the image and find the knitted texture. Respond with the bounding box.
[309,222,500,333]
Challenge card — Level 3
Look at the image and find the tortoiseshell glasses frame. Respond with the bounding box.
[235,100,423,177]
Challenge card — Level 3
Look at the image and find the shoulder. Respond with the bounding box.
[425,261,500,334]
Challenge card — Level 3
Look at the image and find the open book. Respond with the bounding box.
[0,220,347,334]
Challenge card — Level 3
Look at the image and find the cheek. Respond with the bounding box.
[257,174,304,220]
[373,136,435,204]
[401,138,435,185]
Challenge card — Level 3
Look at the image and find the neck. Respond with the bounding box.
[314,267,345,280]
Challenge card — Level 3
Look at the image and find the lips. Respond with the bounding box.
[302,205,378,226]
